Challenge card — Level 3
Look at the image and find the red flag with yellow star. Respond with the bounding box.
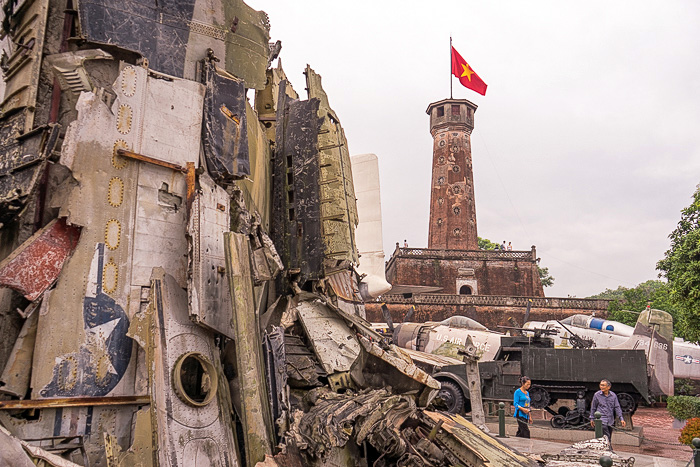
[451,46,487,96]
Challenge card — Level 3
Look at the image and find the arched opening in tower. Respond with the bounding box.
[459,285,472,295]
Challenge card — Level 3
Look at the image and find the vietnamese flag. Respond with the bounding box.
[451,46,487,96]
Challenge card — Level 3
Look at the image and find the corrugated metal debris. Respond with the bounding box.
[0,1,545,466]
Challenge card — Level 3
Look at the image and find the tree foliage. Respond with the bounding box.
[477,236,499,250]
[657,186,700,343]
[537,266,555,287]
[588,280,677,328]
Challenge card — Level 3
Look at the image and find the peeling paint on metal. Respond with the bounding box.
[0,217,80,301]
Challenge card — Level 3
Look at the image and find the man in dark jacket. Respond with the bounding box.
[589,379,626,445]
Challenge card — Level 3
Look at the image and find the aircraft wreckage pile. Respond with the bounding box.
[0,1,636,466]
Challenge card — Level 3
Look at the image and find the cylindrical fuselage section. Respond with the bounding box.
[426,99,478,250]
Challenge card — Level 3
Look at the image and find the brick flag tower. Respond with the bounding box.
[363,97,608,326]
[426,99,479,250]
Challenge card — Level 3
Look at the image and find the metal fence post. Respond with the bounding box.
[498,402,506,438]
[693,438,700,467]
[599,455,612,467]
[594,411,603,439]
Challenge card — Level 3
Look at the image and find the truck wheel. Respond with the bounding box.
[551,415,566,428]
[529,385,551,409]
[618,393,636,414]
[438,381,464,414]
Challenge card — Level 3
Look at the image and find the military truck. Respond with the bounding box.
[478,336,651,425]
[394,307,674,424]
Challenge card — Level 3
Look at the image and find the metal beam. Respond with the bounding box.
[117,149,187,173]
[0,395,150,410]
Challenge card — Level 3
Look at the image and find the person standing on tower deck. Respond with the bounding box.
[500,241,506,251]
[403,239,408,248]
[507,242,512,251]
[589,379,626,445]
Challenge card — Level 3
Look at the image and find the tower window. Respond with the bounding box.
[453,228,461,236]
[453,206,461,215]
[437,176,445,185]
[452,165,460,173]
[437,106,444,117]
[451,105,460,116]
[459,285,472,295]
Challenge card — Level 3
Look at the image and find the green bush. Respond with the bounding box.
[679,417,700,445]
[668,395,700,420]
[675,378,699,396]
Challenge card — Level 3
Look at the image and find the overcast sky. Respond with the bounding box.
[248,0,700,298]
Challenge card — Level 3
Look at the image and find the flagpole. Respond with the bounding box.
[450,36,453,99]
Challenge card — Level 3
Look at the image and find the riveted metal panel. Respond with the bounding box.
[0,0,50,126]
[188,173,233,338]
[147,269,239,466]
[305,66,358,265]
[201,62,249,185]
[271,80,324,286]
[77,0,270,88]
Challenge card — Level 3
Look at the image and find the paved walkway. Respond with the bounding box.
[499,436,690,467]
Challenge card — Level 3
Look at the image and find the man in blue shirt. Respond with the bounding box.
[589,379,626,445]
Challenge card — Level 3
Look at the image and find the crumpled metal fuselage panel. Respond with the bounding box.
[305,66,358,265]
[188,172,234,338]
[15,64,207,463]
[295,299,361,374]
[238,101,272,231]
[76,0,270,88]
[146,269,239,467]
[272,80,324,285]
[0,0,49,125]
[0,0,54,224]
[271,71,360,288]
[423,411,535,466]
[0,217,80,301]
[201,62,249,185]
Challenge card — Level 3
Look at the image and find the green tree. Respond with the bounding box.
[588,280,677,328]
[587,286,627,301]
[478,236,499,250]
[657,186,700,343]
[537,265,555,287]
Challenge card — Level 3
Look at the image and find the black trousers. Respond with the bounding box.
[516,416,530,438]
[602,424,614,444]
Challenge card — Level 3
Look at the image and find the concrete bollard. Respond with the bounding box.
[599,455,613,467]
[594,411,603,439]
[693,438,700,467]
[498,402,506,438]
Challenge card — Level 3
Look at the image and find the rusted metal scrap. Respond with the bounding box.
[0,423,83,467]
[75,0,271,88]
[0,217,80,301]
[262,387,534,467]
[0,1,546,465]
[0,304,38,398]
[201,60,250,185]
